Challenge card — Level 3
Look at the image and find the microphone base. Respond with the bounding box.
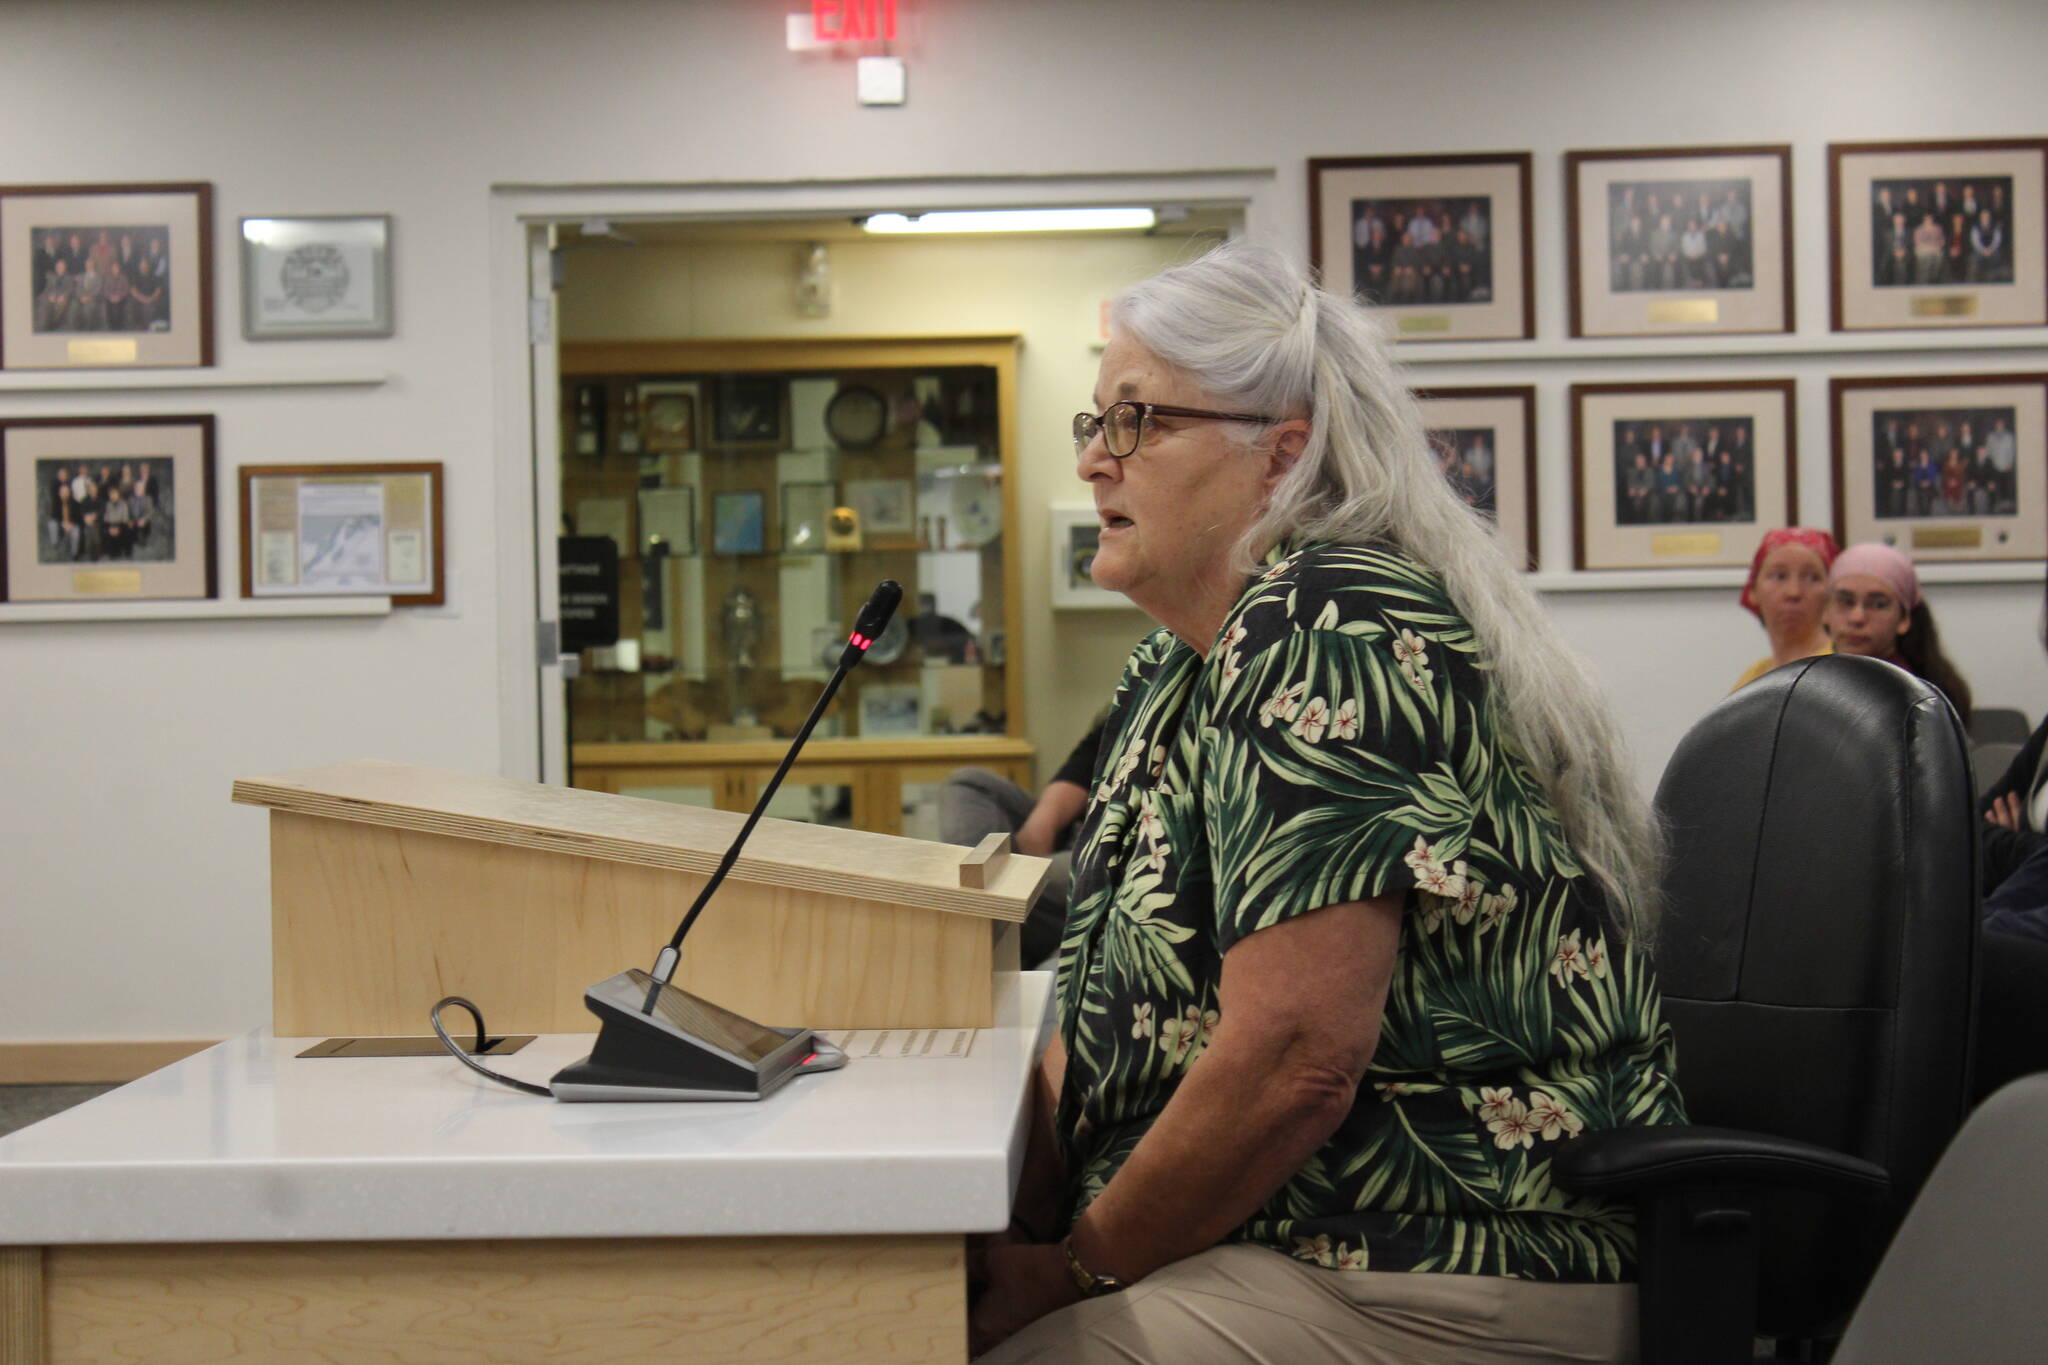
[549,968,846,1103]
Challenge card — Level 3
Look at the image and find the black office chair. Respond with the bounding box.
[1554,654,1980,1364]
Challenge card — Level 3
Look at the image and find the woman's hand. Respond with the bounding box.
[1988,793,2024,831]
[967,1241,1081,1357]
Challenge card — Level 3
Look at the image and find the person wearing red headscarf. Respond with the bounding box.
[1732,527,1839,690]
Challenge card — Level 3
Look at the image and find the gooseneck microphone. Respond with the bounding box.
[539,580,905,1103]
[644,578,902,1004]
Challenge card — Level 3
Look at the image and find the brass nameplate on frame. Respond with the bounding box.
[1651,532,1723,558]
[72,569,144,595]
[1911,295,1979,318]
[1649,299,1719,324]
[1911,526,1983,550]
[67,338,139,364]
[1397,315,1453,334]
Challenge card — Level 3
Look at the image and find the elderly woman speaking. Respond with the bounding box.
[971,243,1684,1363]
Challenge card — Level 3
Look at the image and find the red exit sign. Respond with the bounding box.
[813,0,897,43]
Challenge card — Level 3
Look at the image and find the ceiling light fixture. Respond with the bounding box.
[861,208,1158,235]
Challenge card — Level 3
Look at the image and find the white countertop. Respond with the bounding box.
[0,972,1054,1246]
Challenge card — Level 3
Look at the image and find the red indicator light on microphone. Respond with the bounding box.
[849,632,871,650]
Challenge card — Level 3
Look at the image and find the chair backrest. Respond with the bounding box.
[1972,741,2025,800]
[1653,653,1980,1332]
[1968,705,2032,746]
[1832,1074,2048,1364]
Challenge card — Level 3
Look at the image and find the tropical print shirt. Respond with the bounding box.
[1052,541,1686,1282]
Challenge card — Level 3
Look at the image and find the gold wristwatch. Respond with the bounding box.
[1060,1233,1128,1298]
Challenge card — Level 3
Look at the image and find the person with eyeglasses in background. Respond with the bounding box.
[1821,542,1974,730]
[969,241,1684,1363]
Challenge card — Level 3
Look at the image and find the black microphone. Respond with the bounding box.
[839,579,903,668]
[644,578,903,994]
[549,581,904,1102]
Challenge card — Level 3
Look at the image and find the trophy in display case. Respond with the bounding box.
[713,584,773,741]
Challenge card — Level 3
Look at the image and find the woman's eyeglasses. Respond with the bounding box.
[1072,401,1278,459]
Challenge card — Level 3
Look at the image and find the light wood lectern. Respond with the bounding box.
[231,759,1049,1037]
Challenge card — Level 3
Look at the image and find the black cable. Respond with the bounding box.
[430,996,551,1097]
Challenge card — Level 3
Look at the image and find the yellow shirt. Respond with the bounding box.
[1732,642,1834,691]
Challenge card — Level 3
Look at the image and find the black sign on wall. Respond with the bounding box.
[557,536,619,652]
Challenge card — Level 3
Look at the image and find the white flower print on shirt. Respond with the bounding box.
[1330,697,1360,741]
[1475,1086,1516,1122]
[1549,929,1591,984]
[1392,629,1433,689]
[1450,868,1484,925]
[1158,1005,1217,1065]
[1292,1233,1335,1265]
[1290,696,1330,744]
[1413,857,1467,901]
[1131,1001,1155,1039]
[1487,1097,1541,1150]
[1586,936,1609,980]
[1477,883,1519,933]
[1258,679,1308,728]
[1527,1090,1585,1141]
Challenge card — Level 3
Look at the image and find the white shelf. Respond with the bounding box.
[0,367,388,394]
[1529,560,2040,594]
[1399,329,2048,369]
[0,595,391,624]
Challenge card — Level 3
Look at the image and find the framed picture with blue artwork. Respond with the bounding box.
[711,489,765,555]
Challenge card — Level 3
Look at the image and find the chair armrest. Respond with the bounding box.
[1552,1125,1890,1203]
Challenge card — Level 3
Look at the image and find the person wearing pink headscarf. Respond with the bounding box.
[1732,527,1839,690]
[1824,541,1974,727]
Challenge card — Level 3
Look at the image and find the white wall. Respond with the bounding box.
[4,0,2044,1045]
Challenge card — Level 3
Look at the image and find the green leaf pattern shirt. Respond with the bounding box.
[1053,542,1686,1282]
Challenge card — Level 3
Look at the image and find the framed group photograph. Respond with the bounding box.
[711,489,766,555]
[1830,138,2048,332]
[1308,152,1534,341]
[1571,380,1797,571]
[639,382,699,454]
[1415,385,1538,569]
[1048,502,1125,609]
[1,182,214,370]
[711,377,787,449]
[239,214,392,339]
[1831,372,2045,564]
[1,415,217,603]
[1566,144,1793,338]
[239,462,444,606]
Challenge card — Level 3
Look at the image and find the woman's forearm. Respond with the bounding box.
[1066,1022,1365,1282]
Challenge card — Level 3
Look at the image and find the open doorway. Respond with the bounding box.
[544,206,1240,836]
[487,175,1269,810]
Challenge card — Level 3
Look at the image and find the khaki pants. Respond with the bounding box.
[975,1244,1638,1364]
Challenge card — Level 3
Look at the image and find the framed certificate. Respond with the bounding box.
[238,461,444,605]
[239,214,393,339]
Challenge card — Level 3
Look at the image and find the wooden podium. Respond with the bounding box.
[231,760,1048,1036]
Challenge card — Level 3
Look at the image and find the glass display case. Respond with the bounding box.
[558,337,1032,835]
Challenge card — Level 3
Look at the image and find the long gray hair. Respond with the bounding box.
[1110,240,1662,937]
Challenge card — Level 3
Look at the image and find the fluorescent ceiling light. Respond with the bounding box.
[862,208,1157,235]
